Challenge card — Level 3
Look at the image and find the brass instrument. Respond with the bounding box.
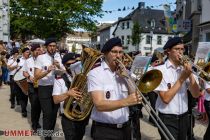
[180,55,210,81]
[116,59,175,140]
[63,46,103,121]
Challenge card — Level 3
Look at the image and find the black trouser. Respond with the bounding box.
[28,83,41,128]
[92,121,131,140]
[9,75,17,105]
[204,100,210,140]
[61,114,89,140]
[158,112,189,140]
[15,81,28,113]
[38,85,59,140]
[147,91,157,121]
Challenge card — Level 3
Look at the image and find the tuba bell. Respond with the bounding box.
[63,46,103,121]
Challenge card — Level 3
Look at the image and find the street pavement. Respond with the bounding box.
[0,85,207,140]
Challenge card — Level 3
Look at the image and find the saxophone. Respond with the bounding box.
[63,46,103,121]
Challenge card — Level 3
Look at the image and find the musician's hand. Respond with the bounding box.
[29,76,34,82]
[125,92,142,106]
[180,62,192,81]
[67,87,82,100]
[47,65,56,73]
[53,60,60,69]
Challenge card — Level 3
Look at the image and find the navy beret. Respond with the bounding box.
[45,38,56,46]
[62,53,76,64]
[31,44,40,51]
[11,48,19,55]
[150,54,159,63]
[22,47,30,53]
[163,37,183,50]
[101,37,122,53]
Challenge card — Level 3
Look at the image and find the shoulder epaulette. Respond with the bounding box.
[91,62,101,70]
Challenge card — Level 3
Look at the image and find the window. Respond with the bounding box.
[127,35,130,45]
[144,47,151,50]
[206,32,210,42]
[121,36,124,45]
[127,21,130,29]
[146,35,151,44]
[122,22,125,30]
[157,36,162,45]
[151,19,155,28]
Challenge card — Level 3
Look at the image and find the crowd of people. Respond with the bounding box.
[0,36,209,140]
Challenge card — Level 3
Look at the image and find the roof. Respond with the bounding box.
[113,7,169,35]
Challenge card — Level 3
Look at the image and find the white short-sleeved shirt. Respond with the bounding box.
[52,74,73,113]
[7,57,18,75]
[87,60,129,124]
[34,53,62,86]
[154,60,188,115]
[204,82,210,101]
[22,57,36,82]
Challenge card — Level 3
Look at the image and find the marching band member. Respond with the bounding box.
[7,48,19,109]
[16,47,30,117]
[154,37,200,140]
[23,44,42,131]
[203,80,210,140]
[87,37,142,140]
[34,38,62,140]
[52,53,89,140]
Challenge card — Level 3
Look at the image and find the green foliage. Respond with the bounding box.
[131,22,142,50]
[10,0,103,40]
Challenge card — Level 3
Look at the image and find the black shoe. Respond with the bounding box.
[22,112,27,117]
[10,104,15,109]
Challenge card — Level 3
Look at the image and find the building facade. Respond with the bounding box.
[112,2,173,55]
[0,0,9,42]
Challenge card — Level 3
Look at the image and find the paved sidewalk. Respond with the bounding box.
[0,85,207,140]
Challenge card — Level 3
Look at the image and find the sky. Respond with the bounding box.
[97,0,176,23]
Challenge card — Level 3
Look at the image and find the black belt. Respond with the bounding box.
[93,120,130,129]
[159,111,189,118]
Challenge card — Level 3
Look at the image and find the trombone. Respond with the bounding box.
[116,59,175,140]
[180,55,210,81]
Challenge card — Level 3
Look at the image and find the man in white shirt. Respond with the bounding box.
[7,48,19,108]
[52,53,89,140]
[87,37,142,140]
[23,44,41,131]
[34,38,62,140]
[154,37,200,140]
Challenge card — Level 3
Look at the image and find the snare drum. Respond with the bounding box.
[14,69,28,95]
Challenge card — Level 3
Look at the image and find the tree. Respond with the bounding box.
[10,0,103,40]
[131,22,142,51]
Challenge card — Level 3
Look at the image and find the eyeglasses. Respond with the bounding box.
[110,50,124,55]
[172,47,185,52]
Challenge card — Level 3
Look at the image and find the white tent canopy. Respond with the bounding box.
[27,38,45,44]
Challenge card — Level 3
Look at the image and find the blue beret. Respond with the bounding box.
[62,53,76,64]
[163,37,183,50]
[45,38,56,46]
[101,37,122,53]
[31,44,40,51]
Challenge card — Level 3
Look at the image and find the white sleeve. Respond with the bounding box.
[87,70,103,92]
[34,55,42,69]
[52,79,64,96]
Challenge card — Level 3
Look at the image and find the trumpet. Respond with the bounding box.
[179,55,210,81]
[115,59,175,140]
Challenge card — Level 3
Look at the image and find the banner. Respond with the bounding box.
[194,42,210,64]
[163,4,176,33]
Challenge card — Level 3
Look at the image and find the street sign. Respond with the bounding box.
[177,19,191,32]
